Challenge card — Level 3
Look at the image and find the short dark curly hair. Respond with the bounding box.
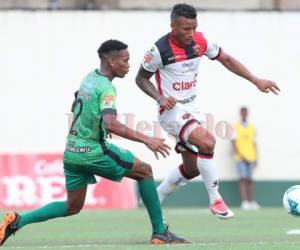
[171,3,197,21]
[97,39,128,59]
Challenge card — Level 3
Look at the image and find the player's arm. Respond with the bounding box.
[135,67,177,110]
[135,44,177,109]
[231,139,246,161]
[103,113,170,159]
[100,88,170,159]
[216,49,280,94]
[253,128,258,167]
[231,127,246,161]
[253,141,258,167]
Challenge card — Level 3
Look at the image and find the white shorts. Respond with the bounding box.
[158,104,205,154]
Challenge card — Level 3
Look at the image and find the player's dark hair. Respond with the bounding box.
[97,39,128,59]
[240,106,248,112]
[171,3,197,21]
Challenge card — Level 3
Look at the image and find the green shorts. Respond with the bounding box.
[63,143,135,191]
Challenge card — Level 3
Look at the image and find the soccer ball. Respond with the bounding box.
[283,185,300,216]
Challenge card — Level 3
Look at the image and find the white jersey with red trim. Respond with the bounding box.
[142,32,220,112]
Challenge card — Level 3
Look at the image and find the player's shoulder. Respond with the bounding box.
[193,32,208,49]
[233,122,240,128]
[155,33,170,46]
[248,123,256,130]
[82,70,112,91]
[154,33,171,54]
[194,31,206,40]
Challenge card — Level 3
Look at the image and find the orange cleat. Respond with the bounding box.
[0,212,20,246]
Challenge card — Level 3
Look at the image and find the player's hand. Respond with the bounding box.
[144,137,171,159]
[157,96,177,110]
[254,78,280,95]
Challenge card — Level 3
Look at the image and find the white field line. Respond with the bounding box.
[3,241,300,249]
[286,229,300,235]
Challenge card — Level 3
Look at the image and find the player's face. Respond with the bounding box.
[171,16,197,47]
[241,109,248,121]
[112,49,130,78]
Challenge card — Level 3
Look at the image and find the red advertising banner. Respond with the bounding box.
[0,154,137,210]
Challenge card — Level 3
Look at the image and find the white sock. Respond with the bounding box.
[197,157,222,204]
[157,164,189,203]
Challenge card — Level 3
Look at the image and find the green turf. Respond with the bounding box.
[1,208,300,249]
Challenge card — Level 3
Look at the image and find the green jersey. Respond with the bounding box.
[63,69,135,190]
[64,69,117,162]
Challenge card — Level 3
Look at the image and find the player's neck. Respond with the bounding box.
[170,32,186,48]
[98,67,114,81]
[241,119,248,125]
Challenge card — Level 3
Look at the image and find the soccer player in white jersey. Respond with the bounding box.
[135,3,280,219]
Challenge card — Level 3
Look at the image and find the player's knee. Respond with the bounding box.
[141,163,153,179]
[67,203,83,215]
[198,136,215,154]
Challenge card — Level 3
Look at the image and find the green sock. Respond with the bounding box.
[18,201,68,229]
[138,178,166,234]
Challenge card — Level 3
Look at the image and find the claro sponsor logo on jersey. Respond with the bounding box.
[173,79,197,91]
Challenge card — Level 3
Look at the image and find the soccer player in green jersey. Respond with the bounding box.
[0,40,188,245]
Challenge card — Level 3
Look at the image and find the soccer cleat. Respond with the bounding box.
[241,201,252,210]
[210,199,234,219]
[250,201,261,210]
[0,212,20,246]
[151,230,189,244]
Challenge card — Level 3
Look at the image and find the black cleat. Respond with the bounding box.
[0,212,20,246]
[151,230,189,244]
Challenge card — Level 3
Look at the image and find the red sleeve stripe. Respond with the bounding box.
[155,70,163,95]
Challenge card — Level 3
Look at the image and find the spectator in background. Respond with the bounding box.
[232,107,260,210]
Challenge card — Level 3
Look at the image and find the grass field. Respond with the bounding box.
[1,208,300,250]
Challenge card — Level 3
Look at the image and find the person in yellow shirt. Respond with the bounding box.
[232,107,260,210]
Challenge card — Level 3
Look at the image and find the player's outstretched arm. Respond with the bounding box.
[216,50,280,95]
[103,113,170,159]
[135,66,177,110]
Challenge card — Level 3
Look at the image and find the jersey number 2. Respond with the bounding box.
[69,98,83,136]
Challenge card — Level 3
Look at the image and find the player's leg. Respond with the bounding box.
[237,161,251,209]
[18,185,87,227]
[0,161,93,246]
[126,158,188,244]
[157,150,198,203]
[187,125,234,219]
[157,107,200,203]
[245,162,260,210]
[126,159,165,234]
[88,143,187,243]
[0,186,87,246]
